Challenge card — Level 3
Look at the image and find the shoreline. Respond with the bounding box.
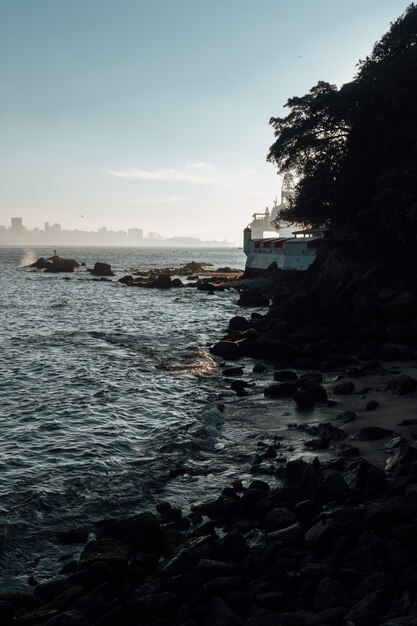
[2,258,417,625]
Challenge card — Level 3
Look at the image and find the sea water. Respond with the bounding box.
[0,246,270,591]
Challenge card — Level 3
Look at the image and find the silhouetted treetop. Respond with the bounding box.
[267,3,417,271]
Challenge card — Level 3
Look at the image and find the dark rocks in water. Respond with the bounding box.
[210,340,243,360]
[171,278,185,288]
[333,381,355,395]
[222,366,243,377]
[251,336,297,362]
[385,374,417,395]
[293,390,315,410]
[237,289,269,307]
[273,370,298,382]
[91,262,115,277]
[96,512,168,556]
[264,382,297,398]
[300,382,328,403]
[30,255,79,273]
[253,362,267,373]
[228,316,250,332]
[353,426,394,441]
[366,400,379,411]
[118,275,134,284]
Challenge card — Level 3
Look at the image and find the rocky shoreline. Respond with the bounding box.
[6,257,417,625]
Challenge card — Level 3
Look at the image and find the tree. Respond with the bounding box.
[267,4,417,271]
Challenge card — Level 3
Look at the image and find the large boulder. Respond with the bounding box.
[91,262,115,277]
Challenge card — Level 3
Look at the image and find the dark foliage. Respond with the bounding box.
[268,4,417,274]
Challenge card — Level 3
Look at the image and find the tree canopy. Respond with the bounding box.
[268,3,417,268]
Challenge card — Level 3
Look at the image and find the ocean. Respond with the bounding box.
[0,246,272,592]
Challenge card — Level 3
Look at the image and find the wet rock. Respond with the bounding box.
[91,262,115,277]
[78,538,131,574]
[333,381,355,395]
[118,275,133,284]
[0,601,14,626]
[30,255,79,273]
[43,611,89,626]
[210,340,243,360]
[334,410,357,423]
[253,363,267,373]
[385,375,417,395]
[229,316,250,332]
[273,370,298,382]
[343,458,387,493]
[222,367,244,377]
[264,383,297,398]
[353,426,394,441]
[334,443,361,457]
[204,596,245,625]
[267,522,303,545]
[264,508,296,532]
[300,383,327,403]
[313,576,349,610]
[366,400,379,411]
[292,390,315,410]
[237,290,269,307]
[97,512,168,556]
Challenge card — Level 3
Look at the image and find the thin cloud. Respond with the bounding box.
[120,196,187,205]
[185,161,207,169]
[106,167,212,184]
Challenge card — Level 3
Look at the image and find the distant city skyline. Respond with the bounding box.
[0,0,410,242]
[0,216,232,247]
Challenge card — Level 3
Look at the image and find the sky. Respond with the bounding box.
[0,0,411,243]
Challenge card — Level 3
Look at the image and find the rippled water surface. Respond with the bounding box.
[1,246,263,590]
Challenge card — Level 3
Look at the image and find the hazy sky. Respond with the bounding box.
[0,0,410,243]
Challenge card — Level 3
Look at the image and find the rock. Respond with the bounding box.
[366,400,379,411]
[118,275,133,284]
[333,381,355,395]
[204,596,245,625]
[267,522,303,545]
[78,538,131,573]
[44,611,89,625]
[237,290,269,307]
[313,577,349,610]
[0,602,14,626]
[251,337,297,362]
[210,340,243,360]
[97,512,168,556]
[385,375,417,395]
[91,262,115,277]
[253,363,267,373]
[273,370,298,382]
[343,458,387,493]
[353,426,394,441]
[304,518,337,546]
[229,316,250,332]
[264,508,296,532]
[30,255,79,273]
[222,367,244,377]
[300,383,328,403]
[264,383,298,398]
[171,278,185,288]
[293,390,315,410]
[334,443,360,457]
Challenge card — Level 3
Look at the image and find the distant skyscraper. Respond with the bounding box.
[128,228,143,241]
[11,217,23,231]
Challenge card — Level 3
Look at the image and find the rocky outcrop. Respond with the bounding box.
[6,451,417,625]
[30,255,80,272]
